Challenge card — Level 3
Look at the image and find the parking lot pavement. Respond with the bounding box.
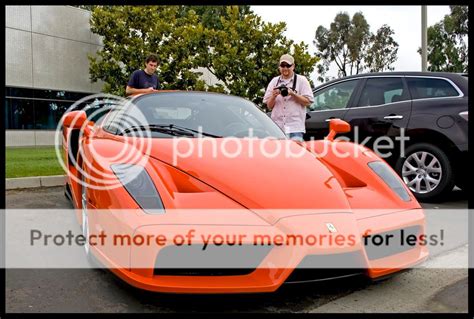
[5,186,468,313]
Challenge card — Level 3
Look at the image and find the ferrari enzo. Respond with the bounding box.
[62,91,428,293]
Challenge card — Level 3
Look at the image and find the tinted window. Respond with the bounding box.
[310,80,358,111]
[34,101,71,129]
[406,77,460,99]
[5,87,34,98]
[5,98,35,129]
[33,89,91,101]
[357,77,407,107]
[5,86,98,130]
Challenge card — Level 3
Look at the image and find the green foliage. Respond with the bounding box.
[193,6,319,107]
[314,12,398,81]
[366,25,399,72]
[87,5,319,108]
[88,6,203,96]
[421,5,468,73]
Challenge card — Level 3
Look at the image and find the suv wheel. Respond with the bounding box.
[395,143,454,202]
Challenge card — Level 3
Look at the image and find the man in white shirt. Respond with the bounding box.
[263,54,314,142]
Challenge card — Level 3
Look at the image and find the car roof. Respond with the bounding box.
[314,71,467,90]
[127,90,254,105]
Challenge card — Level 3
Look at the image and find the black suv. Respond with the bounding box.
[305,72,468,201]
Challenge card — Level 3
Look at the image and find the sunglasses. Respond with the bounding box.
[279,63,293,68]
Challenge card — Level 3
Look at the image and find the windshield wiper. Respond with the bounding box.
[162,124,223,138]
[119,124,222,138]
[119,125,194,137]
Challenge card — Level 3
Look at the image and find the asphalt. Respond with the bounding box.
[5,186,469,313]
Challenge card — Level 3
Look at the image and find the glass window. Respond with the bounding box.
[406,77,460,100]
[115,92,286,139]
[310,80,358,111]
[357,77,407,107]
[34,100,71,129]
[5,98,35,129]
[5,87,34,98]
[33,89,91,101]
[6,86,92,101]
[5,87,100,129]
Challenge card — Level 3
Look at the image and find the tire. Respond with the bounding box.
[395,143,454,202]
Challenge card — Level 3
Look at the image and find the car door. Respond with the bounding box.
[304,79,362,140]
[342,76,412,161]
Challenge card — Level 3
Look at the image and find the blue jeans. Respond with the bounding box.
[287,132,304,142]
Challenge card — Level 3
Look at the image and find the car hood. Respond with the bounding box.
[145,138,351,211]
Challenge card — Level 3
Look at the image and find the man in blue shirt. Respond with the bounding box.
[126,54,162,96]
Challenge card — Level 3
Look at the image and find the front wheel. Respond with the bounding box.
[395,143,454,202]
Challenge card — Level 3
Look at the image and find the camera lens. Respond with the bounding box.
[280,87,288,97]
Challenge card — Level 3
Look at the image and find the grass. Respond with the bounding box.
[6,146,65,178]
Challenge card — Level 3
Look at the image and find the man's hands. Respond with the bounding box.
[278,87,311,107]
[267,86,310,109]
[126,86,157,96]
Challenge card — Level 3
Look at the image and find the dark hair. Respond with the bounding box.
[145,54,159,64]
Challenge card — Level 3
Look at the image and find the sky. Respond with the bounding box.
[251,5,452,85]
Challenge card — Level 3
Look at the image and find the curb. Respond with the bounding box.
[6,175,66,190]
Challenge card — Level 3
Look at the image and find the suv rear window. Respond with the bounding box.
[406,77,460,100]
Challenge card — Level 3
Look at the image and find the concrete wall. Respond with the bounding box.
[5,5,104,93]
[6,130,57,147]
[194,67,226,88]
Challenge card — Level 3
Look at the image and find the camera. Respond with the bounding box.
[276,85,289,97]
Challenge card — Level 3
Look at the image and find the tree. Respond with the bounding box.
[314,12,399,82]
[180,5,252,29]
[366,25,399,72]
[88,6,207,96]
[192,6,319,106]
[88,5,319,108]
[421,5,468,73]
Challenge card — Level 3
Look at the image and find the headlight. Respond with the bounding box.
[368,161,411,202]
[111,164,165,213]
[459,111,468,121]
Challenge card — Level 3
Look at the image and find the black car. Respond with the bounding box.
[305,72,468,201]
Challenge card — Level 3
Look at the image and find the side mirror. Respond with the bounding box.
[63,110,87,129]
[325,118,351,141]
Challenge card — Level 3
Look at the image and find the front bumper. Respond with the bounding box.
[90,209,428,293]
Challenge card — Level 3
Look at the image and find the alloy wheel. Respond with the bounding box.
[402,151,442,194]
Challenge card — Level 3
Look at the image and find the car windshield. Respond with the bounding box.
[111,92,287,139]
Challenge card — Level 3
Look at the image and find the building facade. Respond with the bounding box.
[5,5,222,147]
[6,5,104,146]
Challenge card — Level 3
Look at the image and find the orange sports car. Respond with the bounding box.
[62,91,428,293]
